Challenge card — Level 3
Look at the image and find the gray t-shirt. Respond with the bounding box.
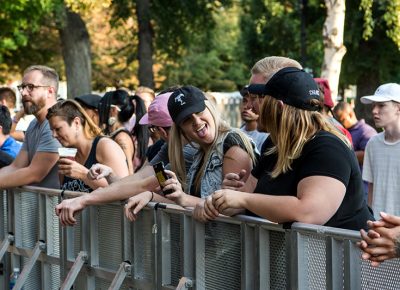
[22,119,61,189]
[240,127,268,153]
[149,143,198,173]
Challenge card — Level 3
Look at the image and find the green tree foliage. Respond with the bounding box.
[239,0,324,75]
[360,0,400,49]
[159,4,249,91]
[342,0,400,125]
[0,0,53,62]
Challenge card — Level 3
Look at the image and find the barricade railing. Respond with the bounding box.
[1,186,400,290]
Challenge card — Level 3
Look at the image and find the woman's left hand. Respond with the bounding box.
[58,158,88,180]
[212,189,246,212]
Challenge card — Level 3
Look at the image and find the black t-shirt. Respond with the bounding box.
[252,131,374,230]
[62,136,102,193]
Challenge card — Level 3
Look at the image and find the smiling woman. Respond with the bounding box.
[123,85,258,223]
[46,100,129,192]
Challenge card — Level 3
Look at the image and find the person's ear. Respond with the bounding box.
[73,116,81,127]
[157,127,168,139]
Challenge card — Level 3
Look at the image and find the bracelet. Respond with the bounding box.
[150,191,154,202]
[12,116,19,124]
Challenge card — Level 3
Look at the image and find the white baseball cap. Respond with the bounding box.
[361,83,400,104]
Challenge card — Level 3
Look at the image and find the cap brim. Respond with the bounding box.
[360,95,392,104]
[175,103,205,125]
[247,84,266,95]
[139,113,150,125]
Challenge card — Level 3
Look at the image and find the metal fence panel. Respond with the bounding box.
[203,221,242,290]
[361,258,400,289]
[4,187,400,290]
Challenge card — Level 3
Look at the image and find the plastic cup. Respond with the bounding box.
[58,148,77,160]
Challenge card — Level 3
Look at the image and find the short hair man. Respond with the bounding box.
[0,65,61,189]
[239,86,268,152]
[0,105,21,167]
[360,83,400,219]
[334,101,377,163]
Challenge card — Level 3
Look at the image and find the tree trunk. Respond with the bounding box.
[59,8,92,99]
[321,0,346,102]
[136,0,154,89]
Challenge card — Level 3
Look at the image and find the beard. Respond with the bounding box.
[23,97,46,115]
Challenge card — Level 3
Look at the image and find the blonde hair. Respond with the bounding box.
[47,99,103,139]
[169,100,255,192]
[259,96,351,178]
[251,56,302,83]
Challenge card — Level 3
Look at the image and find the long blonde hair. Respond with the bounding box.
[259,95,351,178]
[169,100,255,192]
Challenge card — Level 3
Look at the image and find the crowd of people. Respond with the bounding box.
[1,56,400,268]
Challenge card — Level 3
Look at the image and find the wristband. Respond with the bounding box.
[150,191,154,202]
[12,116,19,124]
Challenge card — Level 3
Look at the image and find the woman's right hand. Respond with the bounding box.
[162,169,189,206]
[124,191,153,222]
[222,169,247,190]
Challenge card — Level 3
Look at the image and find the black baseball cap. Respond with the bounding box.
[167,86,206,125]
[75,94,101,110]
[246,67,320,111]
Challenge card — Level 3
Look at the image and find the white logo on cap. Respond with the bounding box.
[309,89,320,96]
[175,93,186,106]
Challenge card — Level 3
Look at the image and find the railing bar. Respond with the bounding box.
[13,241,45,290]
[60,250,87,290]
[108,261,131,290]
[0,235,12,262]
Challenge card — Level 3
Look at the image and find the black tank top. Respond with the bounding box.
[61,136,102,193]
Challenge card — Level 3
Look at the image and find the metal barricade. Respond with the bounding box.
[1,186,400,290]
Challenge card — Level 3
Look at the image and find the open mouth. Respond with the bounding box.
[196,123,207,138]
[196,124,206,132]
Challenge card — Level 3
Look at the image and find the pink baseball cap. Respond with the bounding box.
[139,92,173,127]
[314,78,334,108]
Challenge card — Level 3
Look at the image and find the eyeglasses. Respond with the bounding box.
[17,83,50,93]
[148,126,157,133]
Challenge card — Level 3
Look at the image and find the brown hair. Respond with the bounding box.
[46,99,102,139]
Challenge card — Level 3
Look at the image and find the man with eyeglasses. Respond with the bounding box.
[0,65,61,189]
